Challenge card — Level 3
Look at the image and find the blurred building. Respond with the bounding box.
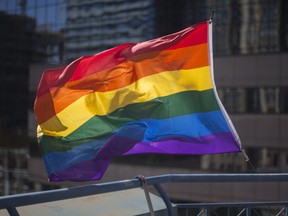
[196,0,288,174]
[64,0,155,62]
[0,0,288,201]
[0,12,35,195]
[0,1,64,195]
[0,12,34,148]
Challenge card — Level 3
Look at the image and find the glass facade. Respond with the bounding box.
[0,0,65,31]
[186,0,288,55]
[64,0,155,62]
[1,0,287,61]
[0,0,66,195]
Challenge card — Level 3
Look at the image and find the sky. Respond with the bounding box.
[0,0,66,32]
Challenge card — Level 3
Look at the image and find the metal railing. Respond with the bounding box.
[0,173,288,216]
[177,201,288,216]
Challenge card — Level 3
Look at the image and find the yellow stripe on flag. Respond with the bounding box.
[40,66,212,137]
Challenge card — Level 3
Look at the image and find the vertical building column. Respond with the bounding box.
[3,149,10,195]
[261,148,269,167]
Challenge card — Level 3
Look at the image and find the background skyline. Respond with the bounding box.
[0,0,287,203]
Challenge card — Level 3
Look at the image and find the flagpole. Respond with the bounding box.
[208,10,214,23]
[207,10,242,148]
[207,10,257,171]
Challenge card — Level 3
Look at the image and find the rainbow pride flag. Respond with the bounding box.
[34,21,241,182]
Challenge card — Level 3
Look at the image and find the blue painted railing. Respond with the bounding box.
[1,173,288,216]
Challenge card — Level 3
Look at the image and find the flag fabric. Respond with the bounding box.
[34,21,241,182]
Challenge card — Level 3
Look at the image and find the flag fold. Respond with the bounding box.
[34,21,241,182]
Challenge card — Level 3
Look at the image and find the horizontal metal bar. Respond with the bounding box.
[0,173,288,210]
[176,201,288,209]
[149,173,288,184]
[0,178,142,209]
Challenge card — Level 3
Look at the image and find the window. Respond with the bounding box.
[280,87,288,113]
[259,87,280,113]
[218,87,288,114]
[246,88,259,113]
[218,87,247,113]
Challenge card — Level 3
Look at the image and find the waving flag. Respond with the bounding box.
[34,21,241,182]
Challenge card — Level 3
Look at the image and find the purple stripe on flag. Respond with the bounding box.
[48,131,240,182]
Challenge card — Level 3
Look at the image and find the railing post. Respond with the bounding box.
[153,183,175,216]
[7,207,20,216]
[205,207,211,216]
[246,207,251,216]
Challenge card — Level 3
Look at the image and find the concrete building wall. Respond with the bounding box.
[213,53,288,150]
[214,53,288,86]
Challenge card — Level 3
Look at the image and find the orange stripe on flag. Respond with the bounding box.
[35,43,208,124]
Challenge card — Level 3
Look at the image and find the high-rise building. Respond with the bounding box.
[64,0,155,62]
[0,12,35,195]
[0,12,35,148]
[0,0,65,195]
